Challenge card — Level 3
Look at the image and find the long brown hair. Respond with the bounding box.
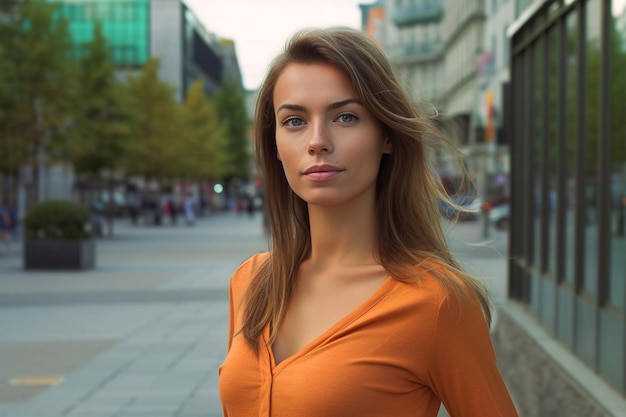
[242,27,491,352]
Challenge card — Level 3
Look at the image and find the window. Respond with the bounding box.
[583,0,601,295]
[609,0,626,309]
[564,12,578,285]
[547,27,559,277]
[533,39,544,268]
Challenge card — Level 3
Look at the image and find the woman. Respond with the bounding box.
[219,27,519,417]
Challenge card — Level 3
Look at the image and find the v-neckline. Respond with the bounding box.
[264,276,397,374]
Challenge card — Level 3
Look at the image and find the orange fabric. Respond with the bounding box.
[219,253,519,417]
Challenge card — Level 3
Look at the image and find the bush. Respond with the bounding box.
[24,199,91,240]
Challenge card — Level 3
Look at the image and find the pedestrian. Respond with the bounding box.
[218,28,519,417]
[236,198,244,216]
[126,187,141,225]
[183,193,195,226]
[245,195,255,218]
[168,197,179,225]
[0,206,13,244]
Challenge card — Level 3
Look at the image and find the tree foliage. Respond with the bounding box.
[1,2,253,208]
[181,79,230,182]
[0,5,25,178]
[0,0,77,205]
[211,79,250,180]
[126,58,182,181]
[72,22,136,178]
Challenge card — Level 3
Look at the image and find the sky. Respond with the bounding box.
[182,0,365,91]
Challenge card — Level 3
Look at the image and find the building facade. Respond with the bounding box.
[481,0,515,177]
[382,0,513,197]
[500,0,626,414]
[360,0,386,46]
[383,0,446,111]
[440,0,485,148]
[50,0,242,101]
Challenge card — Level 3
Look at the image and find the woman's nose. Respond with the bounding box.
[307,121,333,155]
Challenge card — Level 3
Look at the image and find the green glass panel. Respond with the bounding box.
[51,0,149,67]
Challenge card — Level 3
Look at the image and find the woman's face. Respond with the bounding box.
[273,62,392,208]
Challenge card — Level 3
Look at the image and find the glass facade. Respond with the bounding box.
[509,0,626,395]
[182,8,224,96]
[609,0,626,311]
[51,0,150,68]
[46,0,231,103]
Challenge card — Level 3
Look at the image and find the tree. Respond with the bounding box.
[0,1,78,208]
[181,79,229,182]
[180,79,231,210]
[0,4,26,206]
[72,23,137,235]
[126,58,182,184]
[211,79,251,182]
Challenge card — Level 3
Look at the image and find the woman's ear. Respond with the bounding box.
[383,136,393,154]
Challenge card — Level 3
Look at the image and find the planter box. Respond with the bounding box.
[24,238,96,270]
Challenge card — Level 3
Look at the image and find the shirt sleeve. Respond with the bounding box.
[426,291,519,417]
[224,252,270,352]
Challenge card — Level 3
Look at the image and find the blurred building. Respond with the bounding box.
[48,0,243,101]
[439,0,484,150]
[381,0,460,182]
[380,0,513,197]
[480,0,514,179]
[218,37,244,92]
[360,0,386,46]
[498,0,626,415]
[383,0,445,111]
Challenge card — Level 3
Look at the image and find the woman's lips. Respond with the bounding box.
[305,170,342,181]
[303,164,343,181]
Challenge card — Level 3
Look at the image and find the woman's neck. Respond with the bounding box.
[306,199,378,269]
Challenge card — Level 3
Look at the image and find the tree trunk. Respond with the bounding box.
[106,175,114,237]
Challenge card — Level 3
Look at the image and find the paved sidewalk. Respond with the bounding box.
[0,211,268,417]
[0,212,509,417]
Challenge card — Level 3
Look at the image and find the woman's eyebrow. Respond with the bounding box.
[276,103,305,113]
[326,98,362,110]
[276,98,362,114]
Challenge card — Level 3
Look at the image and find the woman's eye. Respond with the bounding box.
[283,117,305,127]
[337,114,357,123]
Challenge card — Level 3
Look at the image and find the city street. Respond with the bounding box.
[0,211,509,417]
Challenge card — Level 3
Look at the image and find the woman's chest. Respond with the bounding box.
[272,273,390,365]
[220,314,438,417]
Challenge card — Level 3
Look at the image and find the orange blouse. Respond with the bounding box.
[219,252,519,417]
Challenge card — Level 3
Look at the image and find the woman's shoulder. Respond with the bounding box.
[230,251,270,295]
[415,260,489,326]
[393,259,478,309]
